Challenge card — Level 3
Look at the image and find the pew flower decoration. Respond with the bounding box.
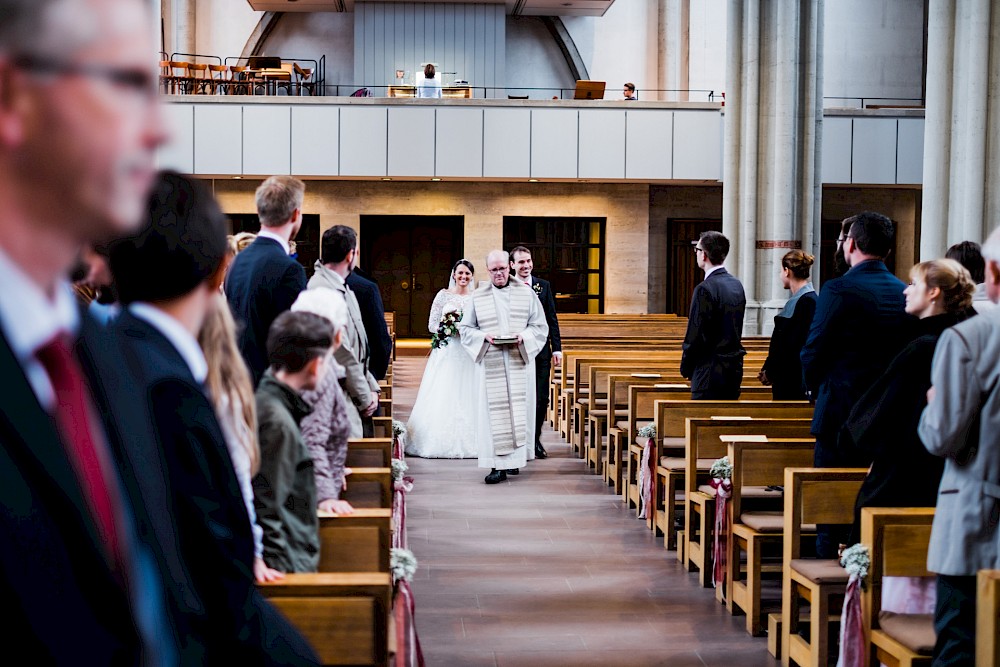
[637,424,656,439]
[709,456,732,481]
[431,310,462,349]
[637,424,656,519]
[392,420,406,438]
[390,547,418,583]
[392,459,409,481]
[840,543,871,591]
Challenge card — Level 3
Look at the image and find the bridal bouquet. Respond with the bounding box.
[431,309,462,349]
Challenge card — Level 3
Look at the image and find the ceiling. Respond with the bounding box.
[246,0,616,18]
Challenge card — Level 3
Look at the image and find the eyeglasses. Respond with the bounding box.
[487,267,508,274]
[693,247,704,254]
[837,235,854,244]
[11,54,158,100]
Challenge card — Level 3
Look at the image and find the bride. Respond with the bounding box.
[406,259,479,458]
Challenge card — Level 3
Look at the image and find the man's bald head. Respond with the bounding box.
[0,0,136,58]
[486,250,511,288]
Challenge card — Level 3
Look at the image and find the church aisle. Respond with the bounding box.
[393,354,779,667]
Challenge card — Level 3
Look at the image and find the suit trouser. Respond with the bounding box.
[534,355,551,447]
[813,433,853,559]
[933,574,976,665]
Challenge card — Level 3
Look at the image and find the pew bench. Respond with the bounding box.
[318,508,392,574]
[978,569,1000,667]
[341,468,392,509]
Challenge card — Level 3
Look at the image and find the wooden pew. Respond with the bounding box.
[781,468,868,667]
[318,508,392,574]
[682,418,813,584]
[259,573,392,666]
[341,468,392,509]
[978,570,1000,667]
[347,438,393,468]
[861,507,936,667]
[372,416,393,439]
[639,399,813,536]
[725,438,816,636]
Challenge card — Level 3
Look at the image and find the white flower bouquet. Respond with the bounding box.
[392,419,406,437]
[391,458,409,481]
[637,424,656,439]
[709,456,732,480]
[390,547,418,582]
[431,310,462,349]
[840,543,871,589]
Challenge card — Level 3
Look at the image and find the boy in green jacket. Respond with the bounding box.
[253,310,336,572]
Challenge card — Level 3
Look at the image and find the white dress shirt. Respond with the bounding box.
[257,229,291,256]
[0,246,79,408]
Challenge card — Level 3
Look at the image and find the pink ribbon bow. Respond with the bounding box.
[392,476,414,549]
[638,436,655,519]
[710,477,733,590]
[393,579,425,667]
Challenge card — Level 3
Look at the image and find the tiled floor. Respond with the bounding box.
[394,354,779,667]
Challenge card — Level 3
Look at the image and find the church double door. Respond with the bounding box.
[360,216,464,338]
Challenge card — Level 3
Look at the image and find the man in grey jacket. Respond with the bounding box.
[919,226,1000,665]
[309,226,380,437]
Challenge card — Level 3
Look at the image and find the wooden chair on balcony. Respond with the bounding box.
[293,62,315,96]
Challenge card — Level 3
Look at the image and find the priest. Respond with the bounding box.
[460,250,549,484]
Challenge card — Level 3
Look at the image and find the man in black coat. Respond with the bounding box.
[225,176,308,386]
[0,0,181,661]
[109,173,318,665]
[511,246,562,458]
[800,210,914,557]
[681,232,746,399]
[347,266,393,382]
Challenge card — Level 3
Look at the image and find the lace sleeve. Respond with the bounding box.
[428,290,448,333]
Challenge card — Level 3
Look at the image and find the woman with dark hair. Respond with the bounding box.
[759,250,817,399]
[416,62,442,98]
[406,259,479,457]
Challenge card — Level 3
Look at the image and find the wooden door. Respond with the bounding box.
[666,219,722,317]
[361,216,463,337]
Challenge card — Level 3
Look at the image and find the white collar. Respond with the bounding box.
[704,265,725,279]
[257,229,290,255]
[128,303,208,383]
[0,245,78,363]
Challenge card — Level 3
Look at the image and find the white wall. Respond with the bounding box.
[687,0,727,100]
[192,1,262,61]
[263,13,355,93]
[505,17,575,98]
[823,0,925,107]
[561,0,658,99]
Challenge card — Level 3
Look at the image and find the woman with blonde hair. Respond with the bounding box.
[199,293,283,583]
[759,249,817,399]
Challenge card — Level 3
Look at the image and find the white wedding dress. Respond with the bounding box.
[405,289,479,458]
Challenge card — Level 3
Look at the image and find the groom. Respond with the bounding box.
[460,250,549,484]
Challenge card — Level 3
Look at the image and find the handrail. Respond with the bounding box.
[168,52,222,65]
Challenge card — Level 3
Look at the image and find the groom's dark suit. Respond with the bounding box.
[114,309,318,665]
[527,275,561,451]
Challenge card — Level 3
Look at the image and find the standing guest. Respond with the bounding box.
[459,250,549,483]
[417,62,442,98]
[225,176,307,386]
[110,171,318,665]
[309,225,380,437]
[253,311,336,573]
[945,240,995,313]
[292,288,357,515]
[919,227,1000,665]
[199,293,284,584]
[347,265,393,382]
[623,82,638,100]
[0,0,186,661]
[759,250,816,399]
[800,211,914,558]
[844,259,975,545]
[681,231,746,399]
[510,245,562,459]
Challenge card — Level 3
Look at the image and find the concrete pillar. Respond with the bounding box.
[921,0,1000,257]
[722,0,823,334]
[657,0,690,101]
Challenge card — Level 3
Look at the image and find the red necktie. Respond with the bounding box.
[35,334,125,575]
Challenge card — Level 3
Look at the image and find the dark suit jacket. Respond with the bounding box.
[114,310,318,665]
[347,268,392,381]
[0,313,147,664]
[528,276,562,365]
[761,291,818,400]
[225,237,307,386]
[681,268,746,399]
[844,311,969,544]
[800,260,915,464]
